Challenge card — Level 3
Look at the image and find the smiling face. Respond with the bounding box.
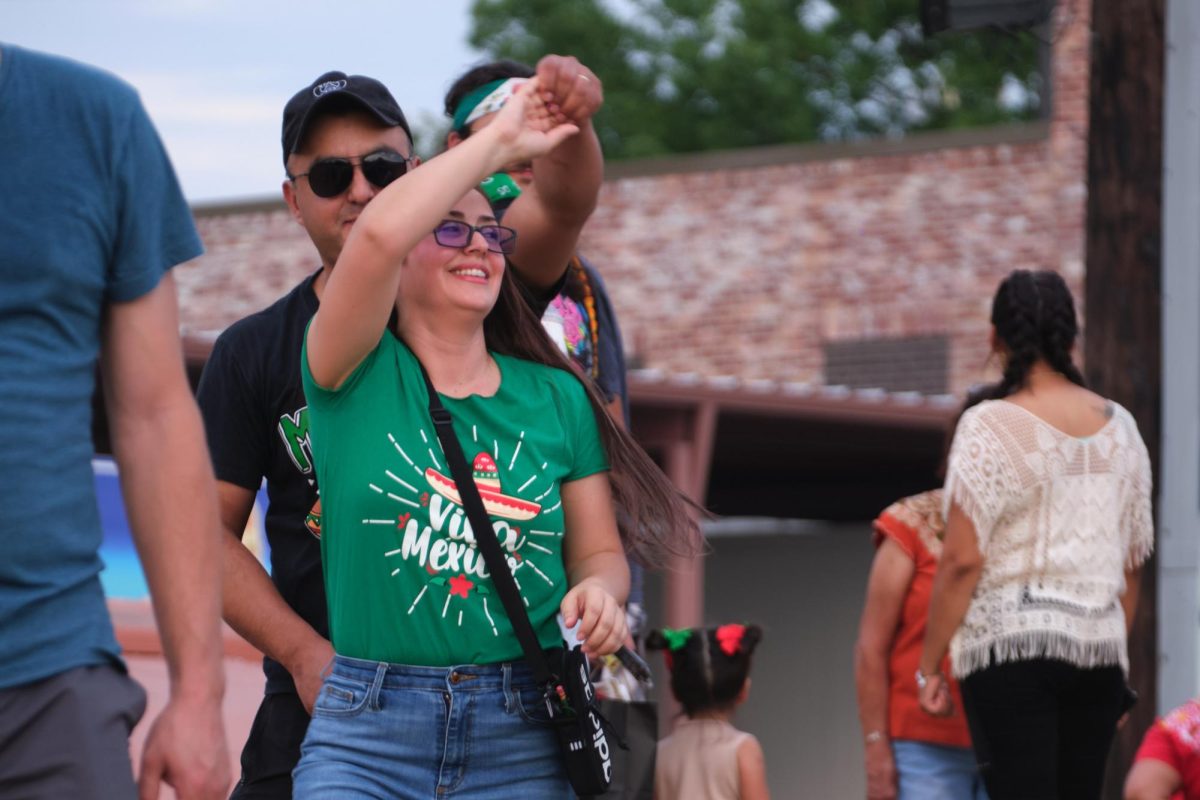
[283,109,413,271]
[398,189,506,323]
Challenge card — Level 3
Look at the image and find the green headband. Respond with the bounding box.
[451,79,507,132]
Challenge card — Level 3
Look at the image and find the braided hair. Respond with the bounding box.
[981,269,1086,400]
[646,624,763,716]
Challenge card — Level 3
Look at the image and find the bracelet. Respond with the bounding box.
[865,730,886,744]
[915,668,942,690]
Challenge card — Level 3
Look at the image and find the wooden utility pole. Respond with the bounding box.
[1084,1,1164,797]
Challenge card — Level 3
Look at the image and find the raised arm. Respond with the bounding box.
[100,272,229,800]
[307,79,579,389]
[503,56,605,292]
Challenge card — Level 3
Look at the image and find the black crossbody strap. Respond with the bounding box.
[416,361,557,687]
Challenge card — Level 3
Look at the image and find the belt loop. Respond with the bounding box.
[367,662,387,712]
[502,662,514,713]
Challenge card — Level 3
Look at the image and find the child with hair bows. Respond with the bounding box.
[647,624,769,800]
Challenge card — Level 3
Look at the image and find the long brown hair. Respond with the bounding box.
[480,259,705,567]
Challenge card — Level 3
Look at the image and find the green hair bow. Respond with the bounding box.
[661,627,693,651]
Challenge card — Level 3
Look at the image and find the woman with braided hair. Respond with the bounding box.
[917,270,1153,799]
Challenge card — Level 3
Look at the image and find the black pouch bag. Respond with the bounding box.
[417,363,617,796]
[550,646,617,795]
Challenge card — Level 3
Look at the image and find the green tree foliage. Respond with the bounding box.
[467,0,1043,158]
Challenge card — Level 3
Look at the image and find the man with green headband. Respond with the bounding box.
[445,57,624,421]
[447,55,607,294]
[444,57,646,661]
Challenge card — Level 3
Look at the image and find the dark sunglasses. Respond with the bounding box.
[433,219,517,254]
[290,150,411,198]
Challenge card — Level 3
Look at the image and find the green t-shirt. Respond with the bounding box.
[301,332,609,666]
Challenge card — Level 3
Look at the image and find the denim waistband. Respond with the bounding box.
[328,653,558,693]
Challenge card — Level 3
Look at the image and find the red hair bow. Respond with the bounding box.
[715,624,746,656]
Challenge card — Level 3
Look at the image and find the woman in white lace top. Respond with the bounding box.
[916,270,1154,800]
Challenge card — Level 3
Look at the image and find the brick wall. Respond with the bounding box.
[177,1,1090,398]
[577,1,1090,396]
[176,204,318,338]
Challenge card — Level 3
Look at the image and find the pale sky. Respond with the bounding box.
[3,0,482,203]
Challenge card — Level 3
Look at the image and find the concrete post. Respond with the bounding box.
[1158,0,1200,713]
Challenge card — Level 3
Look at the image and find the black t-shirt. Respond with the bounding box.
[196,270,323,695]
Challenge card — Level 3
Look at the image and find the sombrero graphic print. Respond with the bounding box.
[425,452,542,521]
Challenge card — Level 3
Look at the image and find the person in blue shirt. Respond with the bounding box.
[0,44,229,800]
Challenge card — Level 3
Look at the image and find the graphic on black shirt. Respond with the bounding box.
[276,405,322,538]
[277,406,314,475]
[304,497,323,539]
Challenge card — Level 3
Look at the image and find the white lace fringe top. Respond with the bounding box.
[943,399,1154,678]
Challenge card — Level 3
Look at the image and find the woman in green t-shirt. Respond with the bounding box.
[293,79,700,798]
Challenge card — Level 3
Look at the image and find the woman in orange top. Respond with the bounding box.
[855,396,988,800]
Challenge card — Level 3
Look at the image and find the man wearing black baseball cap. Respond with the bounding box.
[196,61,606,799]
[280,70,413,165]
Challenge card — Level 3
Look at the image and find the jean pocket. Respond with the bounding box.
[312,675,370,718]
[512,685,558,727]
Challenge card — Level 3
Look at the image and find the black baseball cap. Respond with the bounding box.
[281,71,412,164]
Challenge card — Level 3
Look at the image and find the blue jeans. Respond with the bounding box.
[893,740,988,800]
[293,655,571,799]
